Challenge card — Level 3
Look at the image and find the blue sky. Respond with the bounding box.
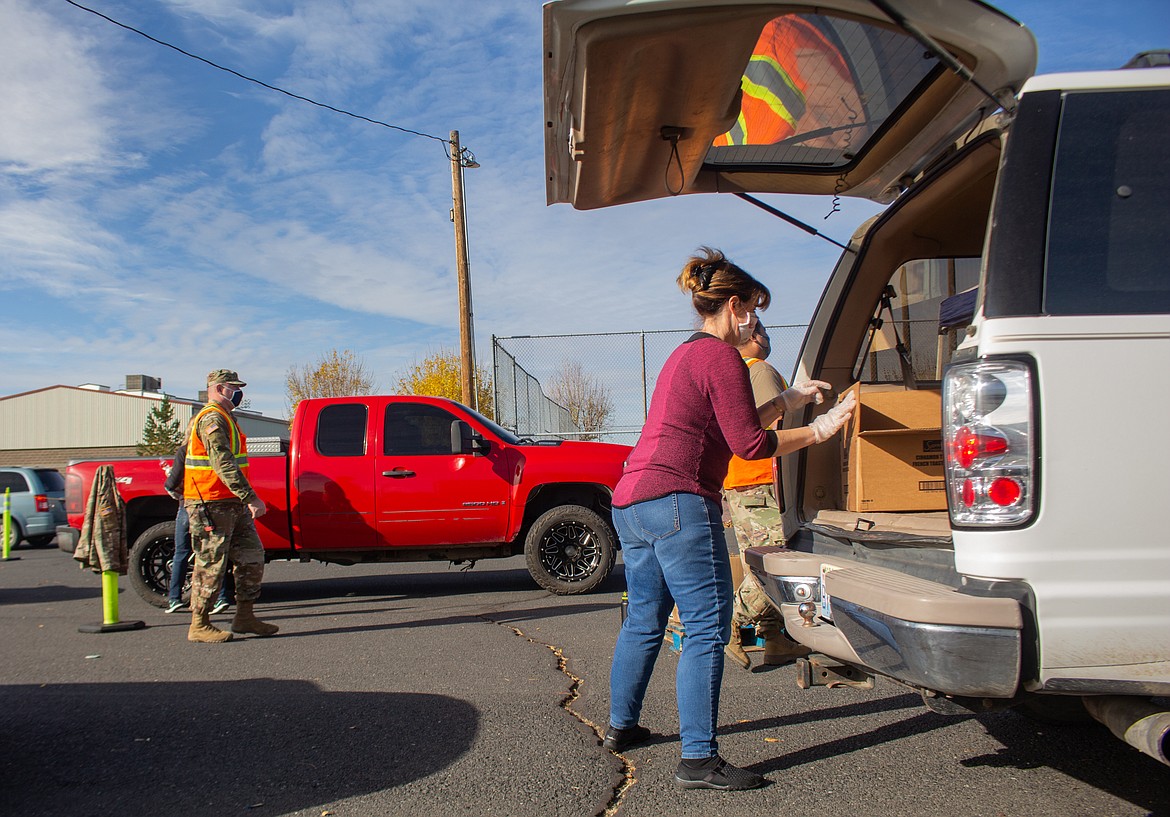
[1,0,1166,419]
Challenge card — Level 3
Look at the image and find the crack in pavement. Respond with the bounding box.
[478,615,636,817]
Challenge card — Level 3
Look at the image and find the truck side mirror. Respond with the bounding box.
[450,420,491,456]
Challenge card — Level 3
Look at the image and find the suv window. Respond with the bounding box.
[1045,88,1170,315]
[316,404,367,457]
[384,404,457,456]
[0,472,30,493]
[706,13,939,171]
[854,257,981,383]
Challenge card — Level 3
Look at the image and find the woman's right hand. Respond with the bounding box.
[778,380,831,412]
[808,390,856,443]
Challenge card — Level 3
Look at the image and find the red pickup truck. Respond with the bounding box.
[63,395,631,604]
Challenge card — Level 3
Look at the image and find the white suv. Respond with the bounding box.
[544,0,1169,765]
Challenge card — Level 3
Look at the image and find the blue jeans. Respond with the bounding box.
[608,492,733,759]
[169,505,228,605]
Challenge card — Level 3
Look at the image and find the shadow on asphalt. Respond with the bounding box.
[268,600,618,639]
[968,709,1170,814]
[0,584,103,605]
[257,559,628,604]
[620,693,927,753]
[0,679,479,817]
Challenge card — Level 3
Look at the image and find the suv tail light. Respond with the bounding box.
[943,359,1035,526]
[35,494,49,513]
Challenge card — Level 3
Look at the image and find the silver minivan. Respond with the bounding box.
[544,0,1170,766]
[0,467,66,548]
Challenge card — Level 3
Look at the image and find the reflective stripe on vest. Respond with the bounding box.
[184,403,249,501]
[723,358,785,490]
[713,16,849,149]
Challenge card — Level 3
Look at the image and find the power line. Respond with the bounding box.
[63,0,452,153]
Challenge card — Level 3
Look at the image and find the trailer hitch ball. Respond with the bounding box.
[797,601,818,627]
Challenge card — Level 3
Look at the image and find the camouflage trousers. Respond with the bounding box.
[723,484,785,627]
[186,499,265,613]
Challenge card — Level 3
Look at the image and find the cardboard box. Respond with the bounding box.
[841,383,947,512]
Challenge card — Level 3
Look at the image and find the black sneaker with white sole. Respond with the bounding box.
[674,756,768,790]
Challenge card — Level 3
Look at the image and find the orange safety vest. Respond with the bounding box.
[713,15,853,148]
[723,358,785,490]
[184,403,249,501]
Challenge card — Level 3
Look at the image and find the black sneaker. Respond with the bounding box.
[674,756,768,790]
[601,724,652,752]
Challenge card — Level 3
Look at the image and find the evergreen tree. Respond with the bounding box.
[137,395,184,456]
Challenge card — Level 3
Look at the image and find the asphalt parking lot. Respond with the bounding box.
[1,546,1167,817]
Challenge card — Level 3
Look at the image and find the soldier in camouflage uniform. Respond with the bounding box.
[183,369,278,643]
[722,325,828,669]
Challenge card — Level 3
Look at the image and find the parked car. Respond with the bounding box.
[0,467,66,549]
[544,0,1170,766]
[64,394,631,605]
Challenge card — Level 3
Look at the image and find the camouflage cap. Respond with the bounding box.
[207,369,246,387]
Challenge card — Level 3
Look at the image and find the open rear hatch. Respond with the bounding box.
[544,0,1036,209]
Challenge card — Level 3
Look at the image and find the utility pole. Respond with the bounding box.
[450,130,477,409]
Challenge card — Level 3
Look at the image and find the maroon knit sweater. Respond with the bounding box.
[613,333,778,507]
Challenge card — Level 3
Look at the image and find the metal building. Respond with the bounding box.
[0,378,290,470]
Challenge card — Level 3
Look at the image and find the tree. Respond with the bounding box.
[395,347,494,419]
[286,348,376,418]
[547,360,614,441]
[137,395,184,456]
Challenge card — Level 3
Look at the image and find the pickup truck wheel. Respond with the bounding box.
[524,505,616,595]
[129,522,179,609]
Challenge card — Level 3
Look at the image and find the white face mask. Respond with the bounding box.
[736,310,757,344]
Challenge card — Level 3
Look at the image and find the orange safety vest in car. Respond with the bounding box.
[183,403,248,501]
[713,15,852,148]
[723,358,783,490]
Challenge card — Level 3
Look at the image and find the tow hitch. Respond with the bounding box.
[795,654,875,690]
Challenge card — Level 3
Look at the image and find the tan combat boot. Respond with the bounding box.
[231,600,279,636]
[188,608,233,643]
[724,614,751,671]
[757,619,809,666]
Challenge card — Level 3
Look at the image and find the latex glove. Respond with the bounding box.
[248,498,267,519]
[808,390,857,443]
[778,380,832,412]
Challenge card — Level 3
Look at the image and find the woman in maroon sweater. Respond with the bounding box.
[602,247,855,790]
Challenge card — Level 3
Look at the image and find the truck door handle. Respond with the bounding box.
[382,469,415,478]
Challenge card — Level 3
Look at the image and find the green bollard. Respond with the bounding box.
[102,571,119,625]
[2,487,17,561]
[79,570,145,634]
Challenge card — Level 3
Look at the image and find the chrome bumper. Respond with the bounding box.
[745,546,1023,698]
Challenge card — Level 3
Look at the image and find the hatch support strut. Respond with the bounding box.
[734,193,853,252]
[868,0,1016,114]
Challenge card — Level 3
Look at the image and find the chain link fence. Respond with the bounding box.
[492,342,581,439]
[492,325,807,446]
[492,318,950,444]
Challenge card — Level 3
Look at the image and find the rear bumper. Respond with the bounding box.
[24,515,56,537]
[745,546,1024,698]
[56,524,79,554]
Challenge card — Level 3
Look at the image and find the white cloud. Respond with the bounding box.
[0,0,116,174]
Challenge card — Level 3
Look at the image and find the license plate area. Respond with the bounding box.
[819,564,841,622]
